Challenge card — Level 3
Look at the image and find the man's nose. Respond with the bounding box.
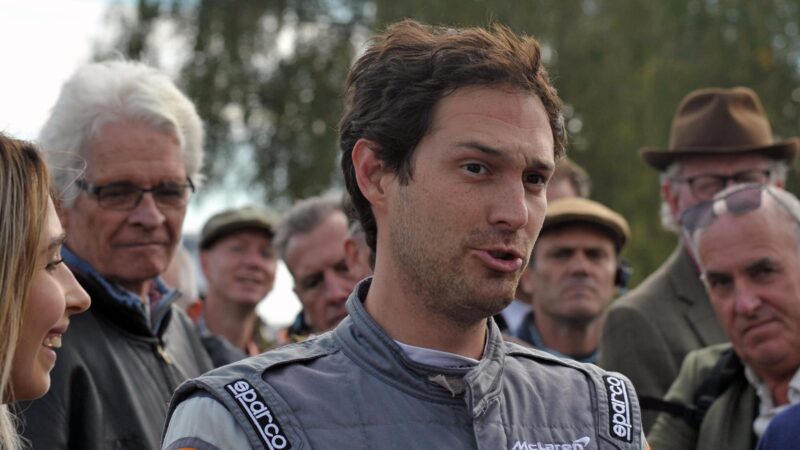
[322,273,353,303]
[733,284,762,316]
[488,182,529,230]
[243,249,270,268]
[567,251,591,274]
[128,192,166,227]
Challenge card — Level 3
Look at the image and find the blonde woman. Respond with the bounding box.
[0,134,90,449]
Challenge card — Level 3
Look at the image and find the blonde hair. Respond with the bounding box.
[0,134,51,450]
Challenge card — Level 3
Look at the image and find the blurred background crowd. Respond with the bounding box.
[4,2,800,329]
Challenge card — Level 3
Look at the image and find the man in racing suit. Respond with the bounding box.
[162,19,647,450]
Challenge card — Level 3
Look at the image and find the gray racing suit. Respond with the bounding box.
[163,278,646,450]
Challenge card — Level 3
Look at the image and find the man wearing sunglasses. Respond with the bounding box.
[16,61,213,450]
[649,184,800,449]
[600,87,799,431]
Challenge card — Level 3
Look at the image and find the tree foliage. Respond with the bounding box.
[99,0,371,206]
[101,0,800,283]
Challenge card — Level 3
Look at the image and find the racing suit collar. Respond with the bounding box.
[334,277,506,406]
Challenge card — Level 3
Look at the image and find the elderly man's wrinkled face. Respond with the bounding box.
[285,211,362,333]
[60,120,188,295]
[699,208,800,376]
[527,225,618,326]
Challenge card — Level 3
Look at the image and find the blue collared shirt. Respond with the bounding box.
[62,246,178,332]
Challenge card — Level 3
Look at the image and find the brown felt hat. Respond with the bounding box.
[200,206,277,250]
[542,197,630,251]
[639,87,798,171]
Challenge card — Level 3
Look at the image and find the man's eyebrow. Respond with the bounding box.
[702,270,728,281]
[457,141,502,156]
[455,140,555,170]
[299,271,323,285]
[745,258,775,272]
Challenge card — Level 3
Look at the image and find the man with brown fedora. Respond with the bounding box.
[514,197,630,364]
[599,86,799,432]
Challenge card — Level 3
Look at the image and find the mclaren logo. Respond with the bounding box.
[604,375,633,443]
[511,436,591,450]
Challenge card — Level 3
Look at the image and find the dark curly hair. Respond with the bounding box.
[339,19,567,253]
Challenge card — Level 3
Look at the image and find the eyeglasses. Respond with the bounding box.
[76,178,195,211]
[676,168,773,201]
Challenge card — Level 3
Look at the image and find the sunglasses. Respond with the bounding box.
[679,183,766,234]
[679,183,800,255]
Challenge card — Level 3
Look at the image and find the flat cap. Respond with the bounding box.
[200,206,277,250]
[542,197,630,250]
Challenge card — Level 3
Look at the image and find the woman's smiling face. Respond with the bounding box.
[9,198,89,401]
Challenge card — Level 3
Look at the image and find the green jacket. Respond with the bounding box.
[648,343,758,450]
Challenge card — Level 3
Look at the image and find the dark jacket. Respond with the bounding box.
[599,247,728,431]
[16,264,213,450]
[197,317,275,368]
[164,278,646,449]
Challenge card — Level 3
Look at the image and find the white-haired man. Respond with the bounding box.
[649,184,800,449]
[16,60,213,450]
[600,87,798,431]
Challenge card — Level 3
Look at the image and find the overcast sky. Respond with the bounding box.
[0,0,300,326]
[0,0,105,139]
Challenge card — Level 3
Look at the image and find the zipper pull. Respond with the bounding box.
[156,344,172,364]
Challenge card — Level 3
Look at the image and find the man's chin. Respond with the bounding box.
[106,266,166,290]
[461,290,515,322]
[493,293,515,312]
[114,245,171,265]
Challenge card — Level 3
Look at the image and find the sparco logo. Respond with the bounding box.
[511,436,590,450]
[225,379,292,450]
[604,375,633,443]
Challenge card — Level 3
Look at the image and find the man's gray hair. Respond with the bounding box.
[274,194,343,260]
[659,162,683,232]
[659,160,789,232]
[38,60,204,207]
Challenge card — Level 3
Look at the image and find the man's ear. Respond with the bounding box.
[661,180,681,223]
[344,237,358,271]
[352,138,391,210]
